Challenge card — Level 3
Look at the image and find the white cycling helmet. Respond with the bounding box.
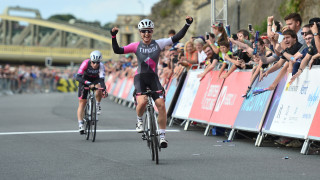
[90,50,102,62]
[138,19,154,30]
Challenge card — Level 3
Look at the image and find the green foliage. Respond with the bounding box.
[170,0,183,6]
[102,22,114,31]
[279,0,301,18]
[254,19,268,35]
[48,14,76,22]
[160,9,171,18]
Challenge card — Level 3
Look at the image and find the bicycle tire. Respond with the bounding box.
[147,110,155,161]
[90,96,97,142]
[150,108,159,164]
[84,104,90,140]
[143,115,151,149]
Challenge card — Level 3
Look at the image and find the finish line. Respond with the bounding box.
[0,129,181,135]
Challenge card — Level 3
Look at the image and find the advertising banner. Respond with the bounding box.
[307,103,320,140]
[188,71,224,123]
[112,78,124,97]
[209,71,251,127]
[165,78,178,113]
[121,77,134,99]
[172,69,204,119]
[268,68,320,138]
[233,69,280,131]
[117,78,127,98]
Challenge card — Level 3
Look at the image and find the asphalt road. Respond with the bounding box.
[0,93,319,180]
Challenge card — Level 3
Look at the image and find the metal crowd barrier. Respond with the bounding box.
[0,76,57,96]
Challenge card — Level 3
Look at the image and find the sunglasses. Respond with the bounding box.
[301,32,308,35]
[92,61,100,64]
[140,29,153,34]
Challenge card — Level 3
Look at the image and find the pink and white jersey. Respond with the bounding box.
[123,38,172,75]
[77,59,105,79]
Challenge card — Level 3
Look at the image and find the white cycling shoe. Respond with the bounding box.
[136,121,143,133]
[160,138,168,148]
[79,125,85,135]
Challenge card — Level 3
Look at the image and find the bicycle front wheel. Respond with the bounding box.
[90,96,97,142]
[84,104,90,140]
[146,110,155,161]
[150,109,159,164]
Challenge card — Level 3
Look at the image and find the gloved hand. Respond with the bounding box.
[102,89,108,98]
[186,16,193,25]
[110,28,118,36]
[84,81,92,86]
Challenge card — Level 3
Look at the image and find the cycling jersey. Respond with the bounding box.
[123,38,172,75]
[76,59,106,99]
[77,59,105,80]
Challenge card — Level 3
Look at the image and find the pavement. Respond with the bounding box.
[0,93,319,180]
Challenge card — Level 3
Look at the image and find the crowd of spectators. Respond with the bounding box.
[106,13,320,148]
[0,64,76,94]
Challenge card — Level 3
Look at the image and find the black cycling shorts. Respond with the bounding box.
[78,78,101,100]
[134,73,164,101]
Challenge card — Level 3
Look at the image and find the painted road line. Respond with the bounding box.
[0,129,181,135]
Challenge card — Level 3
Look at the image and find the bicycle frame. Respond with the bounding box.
[136,89,163,164]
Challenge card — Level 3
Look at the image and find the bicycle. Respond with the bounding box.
[136,89,164,164]
[83,86,104,142]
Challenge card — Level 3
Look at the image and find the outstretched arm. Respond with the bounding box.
[171,16,193,43]
[110,27,124,54]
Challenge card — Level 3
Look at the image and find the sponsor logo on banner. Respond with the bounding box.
[300,81,309,94]
[201,85,220,110]
[307,87,320,107]
[214,86,237,112]
[240,87,270,112]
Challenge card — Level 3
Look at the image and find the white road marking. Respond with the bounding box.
[0,129,180,135]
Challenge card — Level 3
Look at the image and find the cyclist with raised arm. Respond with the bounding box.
[111,16,193,148]
[76,50,107,134]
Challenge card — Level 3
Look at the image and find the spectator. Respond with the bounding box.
[194,38,207,65]
[284,13,304,44]
[209,22,229,55]
[197,44,220,80]
[184,40,198,64]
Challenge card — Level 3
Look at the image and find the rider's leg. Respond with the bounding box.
[95,84,103,114]
[136,95,147,118]
[77,99,87,126]
[154,98,166,130]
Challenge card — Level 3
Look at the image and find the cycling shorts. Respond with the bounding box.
[78,78,101,100]
[133,73,164,101]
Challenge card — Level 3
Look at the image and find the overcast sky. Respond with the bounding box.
[1,0,160,25]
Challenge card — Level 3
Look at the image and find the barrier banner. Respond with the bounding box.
[56,78,78,92]
[307,103,320,140]
[268,67,320,138]
[172,69,204,119]
[188,71,224,123]
[233,69,280,131]
[112,78,124,97]
[105,75,114,93]
[126,85,135,103]
[121,77,134,100]
[262,74,288,130]
[209,71,251,127]
[117,78,127,98]
[165,78,178,112]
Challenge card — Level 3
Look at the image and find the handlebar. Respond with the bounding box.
[84,87,105,91]
[136,90,163,96]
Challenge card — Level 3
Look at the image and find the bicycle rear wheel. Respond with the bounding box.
[90,97,97,142]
